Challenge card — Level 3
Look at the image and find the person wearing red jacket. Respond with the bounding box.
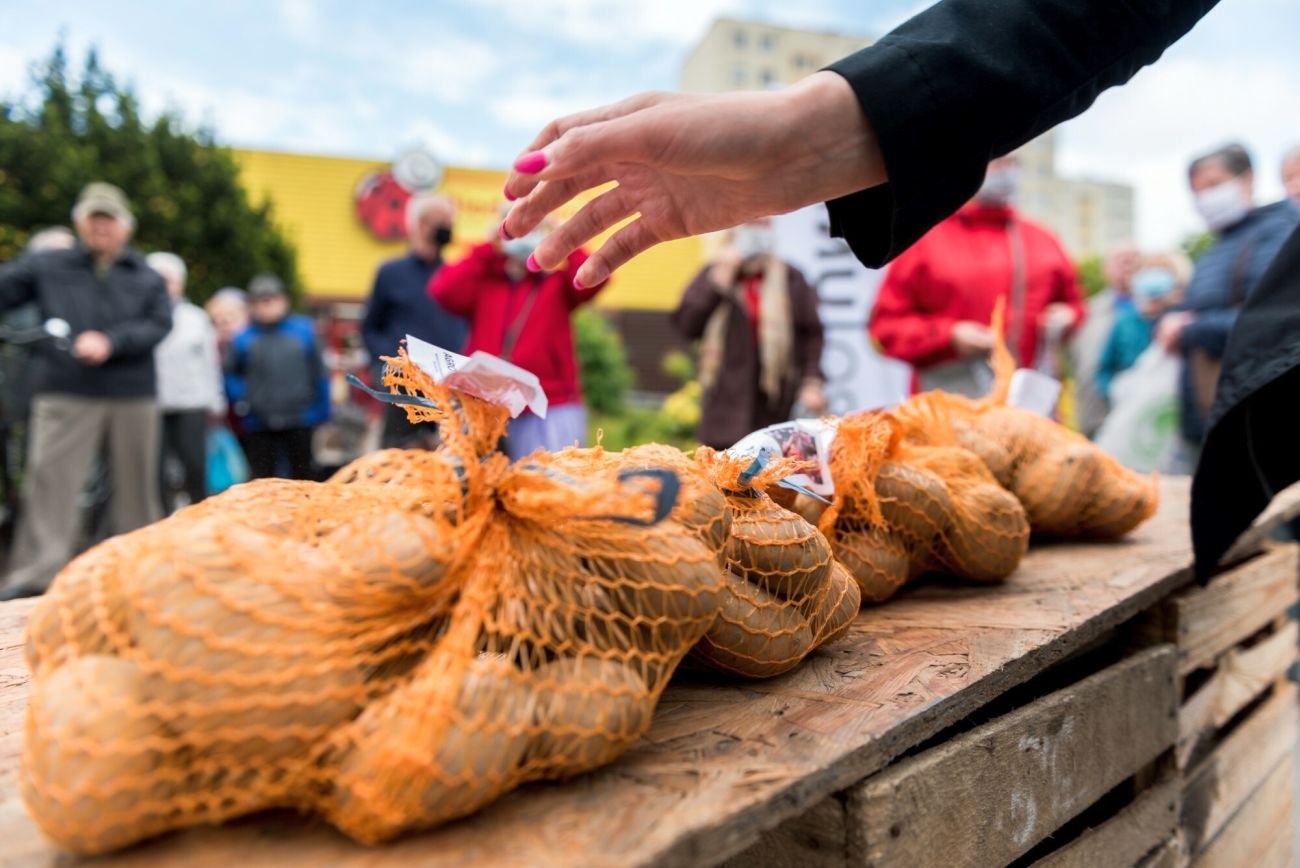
[868,155,1086,397]
[429,218,606,460]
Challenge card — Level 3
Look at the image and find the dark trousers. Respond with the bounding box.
[243,427,315,480]
[160,410,208,509]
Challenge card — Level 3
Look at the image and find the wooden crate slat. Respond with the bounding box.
[1172,545,1299,675]
[1182,683,1298,855]
[717,795,846,868]
[1140,836,1185,868]
[0,597,36,799]
[1220,482,1300,566]
[1191,753,1295,868]
[1178,619,1298,768]
[847,647,1178,868]
[1030,775,1179,868]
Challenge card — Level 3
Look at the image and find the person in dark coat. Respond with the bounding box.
[1152,144,1298,463]
[672,218,825,448]
[0,182,172,598]
[500,0,1300,579]
[360,194,466,448]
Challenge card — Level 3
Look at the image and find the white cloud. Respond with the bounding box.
[395,37,499,102]
[1055,56,1299,250]
[277,0,322,41]
[474,0,745,47]
[400,119,492,168]
[0,43,30,97]
[868,1,937,37]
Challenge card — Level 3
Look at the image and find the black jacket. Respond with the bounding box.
[820,0,1300,577]
[0,246,172,398]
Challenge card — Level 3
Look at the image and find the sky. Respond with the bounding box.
[1,0,1297,251]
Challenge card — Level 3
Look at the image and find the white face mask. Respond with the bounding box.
[1195,178,1252,231]
[501,231,545,262]
[975,166,1021,205]
[732,224,775,260]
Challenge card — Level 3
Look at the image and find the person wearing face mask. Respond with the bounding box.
[1095,251,1189,401]
[361,194,466,448]
[1154,143,1299,459]
[672,219,825,449]
[868,154,1085,397]
[428,206,606,460]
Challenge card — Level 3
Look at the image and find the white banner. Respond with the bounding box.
[772,206,910,415]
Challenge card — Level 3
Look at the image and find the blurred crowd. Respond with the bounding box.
[0,138,1295,598]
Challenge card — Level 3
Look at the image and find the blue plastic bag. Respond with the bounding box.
[206,426,249,495]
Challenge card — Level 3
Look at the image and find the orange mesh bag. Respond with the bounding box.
[20,348,725,854]
[803,412,1029,604]
[688,448,860,678]
[891,313,1159,538]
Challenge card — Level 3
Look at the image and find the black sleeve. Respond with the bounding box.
[103,271,173,359]
[0,254,40,312]
[825,0,1220,266]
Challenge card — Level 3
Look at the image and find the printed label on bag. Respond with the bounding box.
[405,335,549,419]
[729,419,837,497]
[1007,368,1061,418]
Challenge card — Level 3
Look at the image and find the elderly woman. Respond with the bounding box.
[147,252,225,510]
[671,218,826,449]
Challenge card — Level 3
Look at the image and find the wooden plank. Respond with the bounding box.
[1178,619,1298,768]
[1031,775,1179,868]
[1172,545,1298,675]
[1182,683,1299,854]
[847,647,1178,868]
[0,597,36,801]
[0,478,1255,867]
[1029,774,1185,868]
[1191,753,1295,868]
[1140,836,1185,868]
[1220,481,1300,566]
[717,796,846,868]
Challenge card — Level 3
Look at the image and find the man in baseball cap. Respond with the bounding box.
[0,180,171,599]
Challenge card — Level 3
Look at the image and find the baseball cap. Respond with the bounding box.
[72,182,133,224]
[248,273,287,298]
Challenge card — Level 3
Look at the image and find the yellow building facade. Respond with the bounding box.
[232,148,701,311]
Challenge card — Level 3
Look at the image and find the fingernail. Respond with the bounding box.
[526,254,541,272]
[498,221,513,241]
[513,151,547,174]
[573,275,586,291]
[503,182,516,202]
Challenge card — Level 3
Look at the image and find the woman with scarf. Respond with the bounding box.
[672,219,826,450]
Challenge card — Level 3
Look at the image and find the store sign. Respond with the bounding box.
[354,148,444,242]
[772,206,911,414]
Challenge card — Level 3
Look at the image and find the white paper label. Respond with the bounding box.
[728,419,837,496]
[405,335,548,419]
[1007,368,1062,418]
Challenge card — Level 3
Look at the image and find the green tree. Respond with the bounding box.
[0,43,299,303]
[573,307,633,415]
[1182,230,1215,262]
[1075,255,1107,297]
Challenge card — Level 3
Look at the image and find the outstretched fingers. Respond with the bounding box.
[574,218,668,289]
[503,109,663,202]
[530,184,635,272]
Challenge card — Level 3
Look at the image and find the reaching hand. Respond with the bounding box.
[1155,311,1195,352]
[73,330,113,366]
[950,321,995,358]
[501,72,885,289]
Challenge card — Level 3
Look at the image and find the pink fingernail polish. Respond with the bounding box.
[499,222,513,241]
[526,254,541,273]
[503,182,516,202]
[513,151,547,174]
[573,275,586,291]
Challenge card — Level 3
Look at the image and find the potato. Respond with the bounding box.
[1012,443,1107,535]
[526,656,653,777]
[22,655,179,855]
[325,653,535,844]
[692,571,815,678]
[725,499,832,601]
[932,480,1030,582]
[831,522,913,604]
[875,461,954,546]
[789,492,829,527]
[806,561,860,647]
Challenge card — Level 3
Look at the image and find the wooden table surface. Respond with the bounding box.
[1,478,1296,868]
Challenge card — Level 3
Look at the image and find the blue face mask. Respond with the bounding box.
[1131,267,1177,300]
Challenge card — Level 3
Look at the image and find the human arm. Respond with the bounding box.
[100,273,173,359]
[429,244,495,318]
[501,0,1218,284]
[360,268,392,361]
[867,251,965,366]
[671,267,730,341]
